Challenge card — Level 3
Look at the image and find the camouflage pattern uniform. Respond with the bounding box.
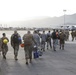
[71,30,75,41]
[23,31,36,65]
[74,30,76,40]
[65,30,69,41]
[11,30,21,60]
[0,38,2,55]
[1,33,9,59]
[59,31,65,50]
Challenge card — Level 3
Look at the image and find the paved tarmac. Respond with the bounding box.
[0,41,76,75]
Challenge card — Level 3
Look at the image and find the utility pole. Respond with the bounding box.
[63,10,66,26]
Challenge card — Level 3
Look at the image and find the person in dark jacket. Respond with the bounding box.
[11,30,21,60]
[52,29,57,51]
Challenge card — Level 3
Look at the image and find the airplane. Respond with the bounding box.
[53,25,76,31]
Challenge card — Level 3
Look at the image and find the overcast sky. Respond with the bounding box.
[0,0,76,22]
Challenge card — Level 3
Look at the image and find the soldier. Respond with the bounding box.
[67,30,69,41]
[0,38,2,55]
[23,31,36,65]
[59,30,65,50]
[65,30,69,41]
[74,30,76,40]
[71,30,75,41]
[11,30,21,60]
[1,33,9,59]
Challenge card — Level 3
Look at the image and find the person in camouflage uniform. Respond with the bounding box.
[65,30,69,41]
[74,30,76,40]
[1,33,9,59]
[71,30,75,41]
[23,31,36,65]
[11,30,21,60]
[59,30,65,50]
[0,38,2,55]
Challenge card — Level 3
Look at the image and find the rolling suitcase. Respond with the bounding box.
[33,50,39,59]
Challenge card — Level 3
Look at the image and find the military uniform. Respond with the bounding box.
[59,32,65,50]
[11,32,21,60]
[65,30,69,41]
[74,31,76,40]
[0,38,2,55]
[23,31,36,64]
[1,36,9,59]
[71,31,75,41]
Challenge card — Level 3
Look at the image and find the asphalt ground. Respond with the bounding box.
[0,40,76,75]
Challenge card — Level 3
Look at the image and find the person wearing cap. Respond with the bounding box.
[1,33,9,59]
[11,30,21,60]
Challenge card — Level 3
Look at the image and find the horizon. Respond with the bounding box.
[0,13,76,28]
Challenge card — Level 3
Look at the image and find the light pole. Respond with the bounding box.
[63,10,66,26]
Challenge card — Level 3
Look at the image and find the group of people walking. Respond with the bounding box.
[0,29,70,65]
[0,30,21,60]
[40,29,66,51]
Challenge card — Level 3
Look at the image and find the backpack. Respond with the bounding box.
[52,32,57,39]
[24,34,33,46]
[46,34,51,41]
[60,33,65,40]
[12,34,19,44]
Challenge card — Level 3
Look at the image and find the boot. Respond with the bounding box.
[26,62,28,65]
[26,59,28,65]
[3,55,6,59]
[14,55,18,60]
